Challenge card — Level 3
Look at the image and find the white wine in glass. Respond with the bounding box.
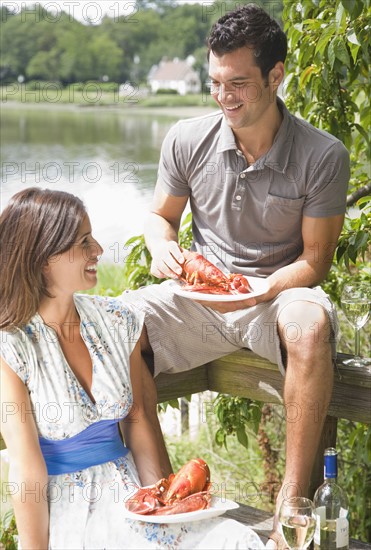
[341,283,371,367]
[279,497,316,549]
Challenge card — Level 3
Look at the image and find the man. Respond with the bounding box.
[122,4,349,547]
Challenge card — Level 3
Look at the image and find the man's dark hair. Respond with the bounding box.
[207,4,287,79]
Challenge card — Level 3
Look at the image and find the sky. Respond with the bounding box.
[0,0,205,23]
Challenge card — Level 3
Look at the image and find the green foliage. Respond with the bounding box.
[283,1,370,541]
[0,0,281,86]
[336,198,371,271]
[283,0,370,274]
[322,197,370,308]
[0,510,17,550]
[164,397,269,509]
[0,3,208,85]
[121,212,193,290]
[283,0,370,155]
[337,420,371,542]
[213,395,262,450]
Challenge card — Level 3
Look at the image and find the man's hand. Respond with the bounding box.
[150,241,187,279]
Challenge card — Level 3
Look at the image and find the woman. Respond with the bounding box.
[0,188,263,549]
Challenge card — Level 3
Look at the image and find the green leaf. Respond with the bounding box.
[215,428,227,448]
[251,405,262,434]
[347,244,358,263]
[349,43,360,63]
[335,2,346,30]
[236,425,248,448]
[333,37,351,68]
[328,39,337,70]
[354,230,369,251]
[357,196,371,207]
[336,244,347,264]
[288,27,302,48]
[1,510,15,531]
[353,123,370,143]
[168,399,180,410]
[299,65,315,88]
[124,234,144,246]
[347,31,361,46]
[315,24,336,56]
[340,0,356,15]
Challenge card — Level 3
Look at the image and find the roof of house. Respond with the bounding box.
[149,58,197,81]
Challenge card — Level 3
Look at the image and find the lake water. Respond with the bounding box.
[0,104,213,263]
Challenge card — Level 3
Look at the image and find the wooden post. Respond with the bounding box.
[308,415,338,498]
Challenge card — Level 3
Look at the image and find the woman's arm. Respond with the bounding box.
[0,357,49,549]
[121,342,164,487]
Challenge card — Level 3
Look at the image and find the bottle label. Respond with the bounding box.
[314,507,326,546]
[336,515,349,547]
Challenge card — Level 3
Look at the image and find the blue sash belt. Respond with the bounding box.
[39,419,128,475]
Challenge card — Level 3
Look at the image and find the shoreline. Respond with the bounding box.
[1,100,218,118]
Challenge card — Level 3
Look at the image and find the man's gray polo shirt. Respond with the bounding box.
[157,99,350,277]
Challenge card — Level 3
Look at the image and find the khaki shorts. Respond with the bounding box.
[120,281,338,377]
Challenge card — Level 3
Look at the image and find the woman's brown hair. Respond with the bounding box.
[0,187,87,329]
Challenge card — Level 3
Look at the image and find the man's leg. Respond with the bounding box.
[140,327,173,478]
[268,301,333,547]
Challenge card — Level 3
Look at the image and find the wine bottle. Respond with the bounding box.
[313,447,349,549]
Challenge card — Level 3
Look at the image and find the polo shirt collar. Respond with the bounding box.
[217,115,237,154]
[216,97,294,174]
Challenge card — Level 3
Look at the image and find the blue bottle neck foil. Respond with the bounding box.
[324,447,338,480]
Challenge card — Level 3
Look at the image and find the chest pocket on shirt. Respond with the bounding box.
[262,194,306,236]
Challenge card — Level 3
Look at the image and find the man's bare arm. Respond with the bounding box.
[144,184,189,279]
[267,214,345,295]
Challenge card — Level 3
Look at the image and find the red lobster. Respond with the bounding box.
[126,458,211,515]
[179,251,253,295]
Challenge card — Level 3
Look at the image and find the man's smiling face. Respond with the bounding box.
[208,47,283,131]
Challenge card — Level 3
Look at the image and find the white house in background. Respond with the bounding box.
[148,56,201,95]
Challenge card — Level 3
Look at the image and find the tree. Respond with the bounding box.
[56,24,96,83]
[283,0,370,274]
[89,33,123,82]
[27,49,62,81]
[0,7,44,79]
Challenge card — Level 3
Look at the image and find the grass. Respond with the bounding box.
[1,85,215,109]
[86,263,130,296]
[139,93,213,108]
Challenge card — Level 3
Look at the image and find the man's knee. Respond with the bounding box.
[278,301,331,358]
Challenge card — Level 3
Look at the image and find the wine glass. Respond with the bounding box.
[341,283,371,367]
[278,497,316,549]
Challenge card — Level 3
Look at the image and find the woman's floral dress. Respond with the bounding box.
[1,294,263,549]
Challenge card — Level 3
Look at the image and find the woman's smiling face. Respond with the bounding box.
[44,215,103,295]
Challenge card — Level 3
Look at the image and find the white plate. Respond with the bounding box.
[124,496,239,524]
[169,276,268,302]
